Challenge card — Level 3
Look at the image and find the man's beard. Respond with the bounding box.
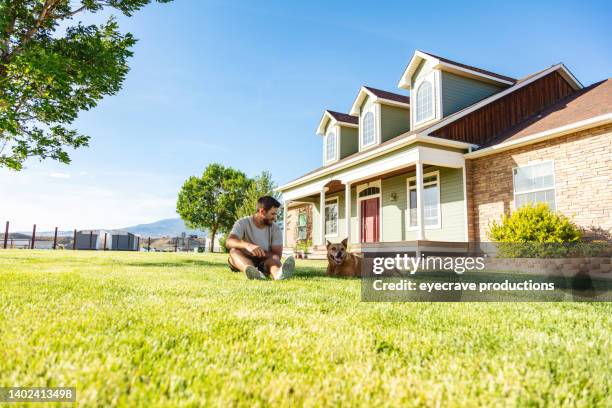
[263,218,273,226]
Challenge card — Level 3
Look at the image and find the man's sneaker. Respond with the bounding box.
[245,265,267,280]
[277,256,295,280]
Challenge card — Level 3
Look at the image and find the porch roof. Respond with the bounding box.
[278,133,473,194]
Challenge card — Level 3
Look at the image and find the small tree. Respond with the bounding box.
[488,203,582,257]
[235,170,283,222]
[0,0,172,170]
[176,163,251,252]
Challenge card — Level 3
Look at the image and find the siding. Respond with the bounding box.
[381,166,466,242]
[380,105,411,143]
[442,71,503,116]
[431,71,576,145]
[340,127,359,158]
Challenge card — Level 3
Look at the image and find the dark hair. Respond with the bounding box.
[257,196,281,211]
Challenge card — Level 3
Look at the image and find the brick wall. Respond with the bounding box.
[467,124,612,241]
[285,204,313,247]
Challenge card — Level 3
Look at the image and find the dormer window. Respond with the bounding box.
[325,131,336,162]
[362,111,375,146]
[415,80,434,123]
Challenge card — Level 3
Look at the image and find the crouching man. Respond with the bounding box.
[225,196,294,280]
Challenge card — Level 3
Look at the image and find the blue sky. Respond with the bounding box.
[1,0,611,231]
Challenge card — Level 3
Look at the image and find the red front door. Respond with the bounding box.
[360,197,380,243]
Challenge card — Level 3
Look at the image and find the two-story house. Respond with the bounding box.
[279,50,612,255]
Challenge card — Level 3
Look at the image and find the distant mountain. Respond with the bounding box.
[117,218,207,238]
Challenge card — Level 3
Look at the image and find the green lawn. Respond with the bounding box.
[0,250,610,407]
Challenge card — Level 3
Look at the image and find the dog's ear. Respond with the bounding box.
[341,238,348,248]
[326,240,332,248]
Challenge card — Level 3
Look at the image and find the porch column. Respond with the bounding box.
[319,188,326,245]
[416,160,426,241]
[344,182,351,244]
[283,200,288,247]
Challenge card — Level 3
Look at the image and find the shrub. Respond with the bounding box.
[487,203,582,257]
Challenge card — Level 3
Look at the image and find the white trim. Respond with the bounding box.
[278,135,474,191]
[436,61,515,86]
[406,171,442,231]
[424,64,583,136]
[356,180,382,243]
[324,196,339,238]
[512,160,557,211]
[464,113,612,159]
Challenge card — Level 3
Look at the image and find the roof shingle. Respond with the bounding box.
[363,86,410,104]
[421,51,516,84]
[327,110,358,124]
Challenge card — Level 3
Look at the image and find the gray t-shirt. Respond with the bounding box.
[230,216,282,252]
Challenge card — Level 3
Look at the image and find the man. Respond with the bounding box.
[226,196,294,280]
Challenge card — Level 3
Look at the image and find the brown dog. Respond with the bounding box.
[326,238,362,278]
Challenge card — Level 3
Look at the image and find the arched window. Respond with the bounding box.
[362,112,375,146]
[359,187,380,197]
[416,80,434,123]
[325,131,336,161]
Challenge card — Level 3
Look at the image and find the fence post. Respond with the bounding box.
[89,231,93,250]
[186,237,190,252]
[174,237,178,252]
[136,236,140,251]
[31,224,36,249]
[148,237,151,252]
[73,229,77,250]
[103,233,107,251]
[53,227,58,250]
[3,221,8,249]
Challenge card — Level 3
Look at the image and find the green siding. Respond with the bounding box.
[380,105,411,143]
[340,127,359,158]
[442,71,503,116]
[381,166,465,242]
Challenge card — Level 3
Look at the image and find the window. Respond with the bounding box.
[359,187,380,198]
[362,111,375,147]
[513,161,556,210]
[325,131,336,162]
[407,172,440,228]
[297,213,307,240]
[415,80,434,123]
[325,198,338,236]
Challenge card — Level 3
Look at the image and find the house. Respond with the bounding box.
[278,50,612,255]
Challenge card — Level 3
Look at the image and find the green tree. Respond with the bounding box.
[0,0,172,170]
[176,163,251,252]
[235,170,282,220]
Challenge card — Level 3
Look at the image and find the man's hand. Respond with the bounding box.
[245,243,265,258]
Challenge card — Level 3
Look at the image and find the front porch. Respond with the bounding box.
[281,144,469,258]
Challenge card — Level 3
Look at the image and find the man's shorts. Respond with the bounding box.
[227,252,267,273]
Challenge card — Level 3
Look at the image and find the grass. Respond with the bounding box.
[0,250,610,407]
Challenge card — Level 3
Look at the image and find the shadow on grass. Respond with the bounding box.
[124,259,224,269]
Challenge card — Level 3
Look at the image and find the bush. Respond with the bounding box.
[487,203,582,258]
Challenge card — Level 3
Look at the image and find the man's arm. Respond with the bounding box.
[225,234,266,258]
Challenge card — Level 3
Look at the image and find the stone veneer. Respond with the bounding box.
[466,124,612,241]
